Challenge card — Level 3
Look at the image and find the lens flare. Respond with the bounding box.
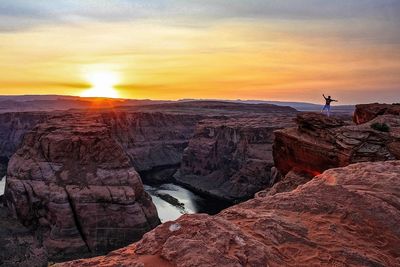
[81,71,120,98]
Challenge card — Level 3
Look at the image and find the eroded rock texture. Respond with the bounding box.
[274,112,400,176]
[5,114,160,261]
[57,161,400,267]
[354,103,400,124]
[175,115,296,201]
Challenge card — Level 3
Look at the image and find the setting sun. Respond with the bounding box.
[81,71,120,98]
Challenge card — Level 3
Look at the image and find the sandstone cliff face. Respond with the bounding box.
[57,161,400,267]
[274,112,400,176]
[100,112,201,182]
[0,112,49,177]
[174,115,296,201]
[5,114,160,261]
[354,103,400,124]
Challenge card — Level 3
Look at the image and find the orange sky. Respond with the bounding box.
[0,1,399,104]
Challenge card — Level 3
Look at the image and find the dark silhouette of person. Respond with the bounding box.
[321,94,338,117]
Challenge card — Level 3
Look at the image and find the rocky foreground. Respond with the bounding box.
[57,161,400,267]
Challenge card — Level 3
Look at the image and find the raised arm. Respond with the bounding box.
[323,94,327,100]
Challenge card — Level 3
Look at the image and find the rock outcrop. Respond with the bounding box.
[174,115,296,201]
[5,114,160,261]
[57,161,400,267]
[354,103,400,124]
[0,204,48,267]
[0,112,49,176]
[274,112,400,176]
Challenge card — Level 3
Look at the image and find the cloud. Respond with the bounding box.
[1,0,400,31]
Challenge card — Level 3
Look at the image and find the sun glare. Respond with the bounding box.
[81,71,120,98]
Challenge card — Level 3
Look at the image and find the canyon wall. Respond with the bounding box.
[175,115,296,201]
[58,160,400,267]
[100,112,202,182]
[5,114,160,261]
[0,112,49,177]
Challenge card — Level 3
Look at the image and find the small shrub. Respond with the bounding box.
[371,122,390,132]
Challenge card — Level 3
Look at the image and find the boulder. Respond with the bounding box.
[57,161,400,267]
[274,112,400,176]
[5,114,160,261]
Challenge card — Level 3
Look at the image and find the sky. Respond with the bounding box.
[0,0,399,104]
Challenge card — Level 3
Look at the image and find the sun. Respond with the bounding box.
[81,71,120,98]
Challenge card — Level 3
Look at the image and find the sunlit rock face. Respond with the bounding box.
[175,115,296,202]
[5,114,160,261]
[353,103,400,125]
[57,161,400,267]
[273,112,400,177]
[0,112,49,177]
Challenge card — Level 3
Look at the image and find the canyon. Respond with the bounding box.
[1,100,398,266]
[56,102,399,267]
[0,101,298,264]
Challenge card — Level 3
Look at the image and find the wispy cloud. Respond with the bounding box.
[1,0,400,30]
[0,1,399,103]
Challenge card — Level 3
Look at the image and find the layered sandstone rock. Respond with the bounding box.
[0,112,49,176]
[58,161,400,267]
[5,114,160,261]
[175,115,296,201]
[274,112,400,176]
[354,103,400,124]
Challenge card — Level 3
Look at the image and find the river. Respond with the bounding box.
[0,176,4,196]
[0,177,229,223]
[144,183,230,223]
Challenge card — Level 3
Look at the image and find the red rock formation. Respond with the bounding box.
[353,103,400,124]
[57,161,400,267]
[5,114,160,261]
[274,112,400,176]
[175,115,296,201]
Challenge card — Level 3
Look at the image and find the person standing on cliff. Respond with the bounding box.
[321,94,338,117]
